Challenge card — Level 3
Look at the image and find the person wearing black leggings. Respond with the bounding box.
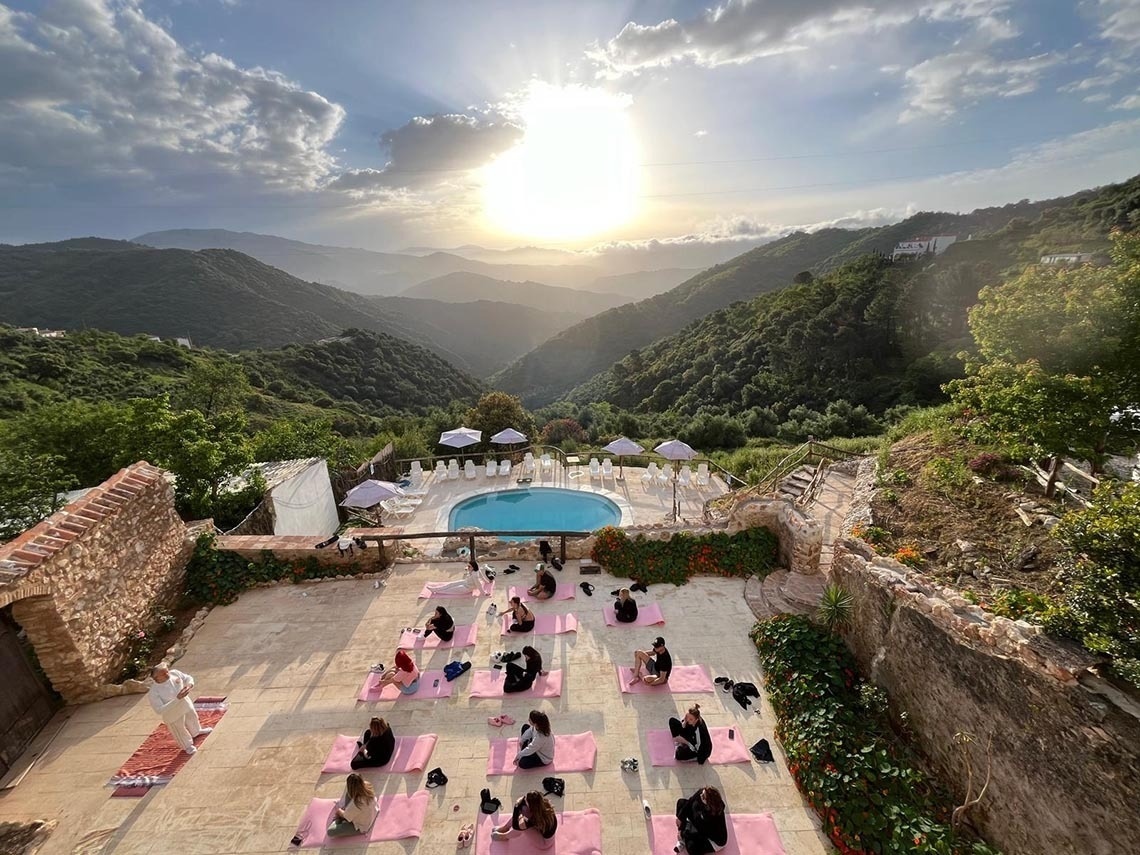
[674,786,727,854]
[514,710,554,769]
[668,703,712,764]
[507,597,536,633]
[504,646,545,693]
[423,606,455,641]
[350,717,395,769]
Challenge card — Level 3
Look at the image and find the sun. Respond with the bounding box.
[482,84,639,241]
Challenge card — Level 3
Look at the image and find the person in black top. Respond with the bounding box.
[351,717,396,769]
[507,597,536,633]
[674,786,728,854]
[631,636,672,686]
[528,564,557,600]
[668,703,712,763]
[504,646,545,693]
[423,606,455,641]
[614,588,639,623]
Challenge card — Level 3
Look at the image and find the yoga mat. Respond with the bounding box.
[320,734,438,774]
[648,812,786,855]
[646,727,752,766]
[357,670,454,701]
[500,613,578,636]
[469,669,564,698]
[508,584,574,602]
[486,732,597,775]
[108,701,227,793]
[617,665,714,694]
[399,624,477,649]
[418,581,494,598]
[475,809,602,855]
[292,791,429,847]
[603,603,665,627]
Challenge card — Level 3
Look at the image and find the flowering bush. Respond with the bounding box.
[850,524,891,547]
[893,544,924,568]
[752,616,1000,855]
[590,526,777,585]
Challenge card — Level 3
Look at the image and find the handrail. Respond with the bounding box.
[796,458,829,508]
[346,528,594,562]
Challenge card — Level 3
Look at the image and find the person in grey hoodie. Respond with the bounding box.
[515,709,554,769]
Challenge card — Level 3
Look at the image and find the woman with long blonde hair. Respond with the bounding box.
[327,773,378,837]
[491,790,558,844]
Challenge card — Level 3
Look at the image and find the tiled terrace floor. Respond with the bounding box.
[0,561,832,854]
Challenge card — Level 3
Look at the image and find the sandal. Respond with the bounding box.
[499,714,516,725]
[488,716,505,727]
[457,823,475,848]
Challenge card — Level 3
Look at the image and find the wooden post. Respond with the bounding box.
[469,534,477,558]
[1044,456,1062,498]
[560,536,566,563]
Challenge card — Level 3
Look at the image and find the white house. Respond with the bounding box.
[1040,253,1095,265]
[892,235,957,260]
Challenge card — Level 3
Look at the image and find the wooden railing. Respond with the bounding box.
[348,529,593,562]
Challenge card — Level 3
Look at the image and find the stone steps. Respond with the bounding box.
[746,568,825,621]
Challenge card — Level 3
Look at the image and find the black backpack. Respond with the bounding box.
[480,787,502,814]
[542,776,565,797]
[425,767,448,787]
[750,739,775,763]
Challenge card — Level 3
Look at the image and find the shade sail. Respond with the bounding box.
[341,479,405,508]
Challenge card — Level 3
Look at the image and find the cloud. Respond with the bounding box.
[1058,71,1124,92]
[1111,94,1140,111]
[1096,0,1140,51]
[587,0,1014,76]
[1084,92,1112,103]
[899,51,1063,122]
[0,0,344,196]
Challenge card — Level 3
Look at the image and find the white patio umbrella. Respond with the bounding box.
[654,439,699,520]
[490,427,528,445]
[603,436,644,479]
[439,426,482,448]
[341,479,405,509]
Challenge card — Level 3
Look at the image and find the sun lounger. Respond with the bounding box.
[642,462,659,487]
[601,459,613,479]
[464,460,477,480]
[679,466,692,488]
[498,459,511,477]
[485,460,496,478]
[522,456,536,475]
[589,457,601,480]
[447,460,460,480]
[696,462,710,486]
[540,454,553,475]
[434,460,446,479]
[381,499,414,520]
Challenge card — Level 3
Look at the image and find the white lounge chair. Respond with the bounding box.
[410,460,423,476]
[485,460,497,478]
[540,454,553,476]
[408,469,424,489]
[589,457,601,480]
[678,465,692,489]
[657,464,672,487]
[464,460,477,480]
[448,460,460,480]
[380,499,414,520]
[696,462,710,486]
[641,462,659,487]
[498,459,511,477]
[522,455,536,476]
[434,460,447,479]
[601,458,614,479]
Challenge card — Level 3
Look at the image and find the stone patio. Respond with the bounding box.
[0,560,832,854]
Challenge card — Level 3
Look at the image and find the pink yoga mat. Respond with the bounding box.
[648,812,786,855]
[486,732,597,774]
[292,791,429,847]
[508,584,575,602]
[357,670,454,701]
[617,665,714,694]
[646,727,752,766]
[500,613,578,636]
[320,734,438,774]
[476,809,602,855]
[469,669,564,698]
[603,603,665,627]
[399,624,477,649]
[418,581,494,598]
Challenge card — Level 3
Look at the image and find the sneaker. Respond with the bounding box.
[674,843,687,853]
[198,726,214,735]
[184,745,198,755]
[642,798,652,818]
[370,663,385,673]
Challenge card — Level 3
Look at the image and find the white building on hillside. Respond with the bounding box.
[1040,252,1095,265]
[892,235,957,260]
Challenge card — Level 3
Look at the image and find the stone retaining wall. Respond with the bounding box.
[213,535,391,569]
[727,497,821,574]
[0,462,191,704]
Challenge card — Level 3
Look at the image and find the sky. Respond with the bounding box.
[1,0,1139,255]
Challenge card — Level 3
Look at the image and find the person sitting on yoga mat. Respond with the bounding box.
[504,646,546,693]
[492,790,559,844]
[674,786,728,854]
[630,636,672,686]
[424,560,492,596]
[377,650,420,694]
[614,588,639,623]
[527,564,557,600]
[423,606,455,641]
[350,717,395,769]
[327,773,378,837]
[668,703,712,764]
[514,710,554,769]
[506,597,536,633]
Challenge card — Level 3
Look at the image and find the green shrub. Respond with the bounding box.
[752,616,1000,855]
[921,457,971,494]
[590,526,777,586]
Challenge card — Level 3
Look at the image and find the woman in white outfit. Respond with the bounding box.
[424,558,492,595]
[147,663,211,754]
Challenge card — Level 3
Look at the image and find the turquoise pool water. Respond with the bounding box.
[449,488,621,538]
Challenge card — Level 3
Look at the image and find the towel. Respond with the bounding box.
[320,734,438,774]
[357,670,453,701]
[616,665,714,694]
[475,810,602,855]
[399,624,477,649]
[603,603,665,627]
[646,727,752,765]
[508,584,575,602]
[469,669,564,698]
[292,791,429,847]
[500,613,578,636]
[647,812,786,855]
[486,732,597,775]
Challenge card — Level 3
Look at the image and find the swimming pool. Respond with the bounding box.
[449,488,621,538]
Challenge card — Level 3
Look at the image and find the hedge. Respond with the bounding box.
[590,525,778,586]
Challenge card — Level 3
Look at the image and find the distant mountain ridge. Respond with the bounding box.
[400,272,629,314]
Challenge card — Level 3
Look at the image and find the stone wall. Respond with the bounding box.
[214,534,391,569]
[727,497,821,574]
[0,462,190,703]
[832,543,1140,854]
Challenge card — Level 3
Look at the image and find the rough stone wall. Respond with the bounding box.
[0,463,190,703]
[727,498,821,574]
[833,544,1140,855]
[214,535,391,569]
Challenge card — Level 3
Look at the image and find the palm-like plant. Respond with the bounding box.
[817,583,854,632]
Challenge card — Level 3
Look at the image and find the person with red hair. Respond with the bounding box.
[375,650,421,694]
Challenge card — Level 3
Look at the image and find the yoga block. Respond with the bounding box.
[580,562,601,574]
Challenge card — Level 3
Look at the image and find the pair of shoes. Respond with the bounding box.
[502,567,517,574]
[488,603,498,616]
[720,679,735,693]
[457,822,475,848]
[579,582,595,596]
[674,842,687,853]
[631,582,649,594]
[620,757,639,772]
[488,714,516,727]
[184,745,198,755]
[370,663,385,673]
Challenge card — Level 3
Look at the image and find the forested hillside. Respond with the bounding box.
[490,178,1140,407]
[398,271,628,314]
